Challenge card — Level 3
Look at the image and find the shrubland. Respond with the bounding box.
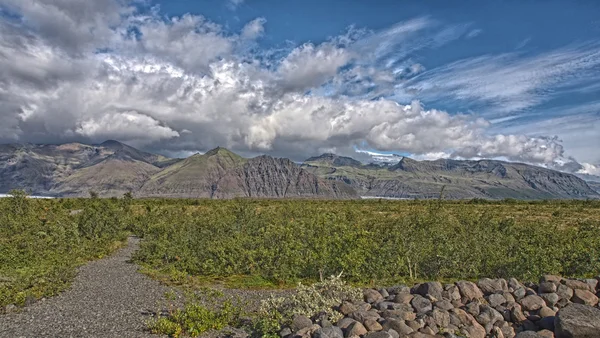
[2,193,600,335]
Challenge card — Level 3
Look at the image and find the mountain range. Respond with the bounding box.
[0,141,597,200]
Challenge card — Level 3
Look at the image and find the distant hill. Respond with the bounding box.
[0,141,597,199]
[302,153,599,200]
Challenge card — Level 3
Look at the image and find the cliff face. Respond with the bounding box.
[303,154,599,200]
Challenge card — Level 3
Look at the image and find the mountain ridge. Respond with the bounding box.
[0,141,597,200]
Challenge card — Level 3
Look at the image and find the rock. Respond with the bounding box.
[571,289,599,306]
[292,315,313,332]
[584,279,598,292]
[462,323,486,338]
[513,288,527,301]
[522,319,538,331]
[365,289,384,304]
[345,322,368,337]
[382,319,414,335]
[539,282,557,293]
[350,310,381,323]
[414,282,444,301]
[501,325,516,338]
[295,324,321,338]
[520,295,545,311]
[280,327,292,338]
[411,295,433,314]
[443,285,461,301]
[339,302,358,315]
[434,300,454,311]
[336,317,356,330]
[537,330,554,338]
[555,303,600,338]
[539,293,559,307]
[314,326,344,338]
[364,318,383,332]
[515,332,543,338]
[379,289,390,298]
[510,304,527,323]
[556,284,574,301]
[466,301,480,316]
[365,332,393,338]
[539,316,555,331]
[394,292,414,304]
[488,293,507,308]
[387,329,399,338]
[564,279,592,292]
[539,306,557,317]
[419,326,436,335]
[478,278,508,295]
[456,281,484,302]
[509,278,524,290]
[431,308,450,327]
[503,292,516,304]
[540,275,562,285]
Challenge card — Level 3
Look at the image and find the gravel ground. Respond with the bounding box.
[0,237,172,338]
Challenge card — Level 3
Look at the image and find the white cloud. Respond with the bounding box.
[241,17,266,40]
[277,43,352,92]
[0,0,586,166]
[578,163,600,176]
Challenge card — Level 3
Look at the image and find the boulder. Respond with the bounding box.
[540,275,562,285]
[456,281,484,302]
[345,321,368,337]
[564,280,592,292]
[556,284,574,301]
[571,289,598,306]
[314,326,344,338]
[537,330,554,338]
[539,293,559,307]
[488,293,507,308]
[365,332,393,338]
[411,295,432,314]
[336,317,356,330]
[515,332,543,338]
[291,315,313,332]
[520,295,546,311]
[364,289,384,303]
[555,303,600,338]
[539,281,557,293]
[413,282,444,301]
[381,319,413,336]
[394,292,414,304]
[478,278,508,295]
[339,302,358,315]
[364,318,383,332]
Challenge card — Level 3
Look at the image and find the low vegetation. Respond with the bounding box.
[0,191,131,309]
[2,193,600,336]
[133,198,600,285]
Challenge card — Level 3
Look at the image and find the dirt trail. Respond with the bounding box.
[0,237,170,338]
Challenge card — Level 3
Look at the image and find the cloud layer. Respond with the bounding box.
[0,0,588,165]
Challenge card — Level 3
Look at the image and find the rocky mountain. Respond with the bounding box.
[0,141,597,199]
[138,148,356,198]
[0,141,355,199]
[302,154,599,200]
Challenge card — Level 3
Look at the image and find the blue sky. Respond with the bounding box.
[152,0,600,164]
[0,0,599,174]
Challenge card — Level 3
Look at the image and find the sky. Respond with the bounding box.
[0,0,599,175]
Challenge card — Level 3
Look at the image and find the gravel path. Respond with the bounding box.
[0,237,171,338]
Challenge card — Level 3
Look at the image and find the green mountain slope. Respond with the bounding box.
[302,154,599,200]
